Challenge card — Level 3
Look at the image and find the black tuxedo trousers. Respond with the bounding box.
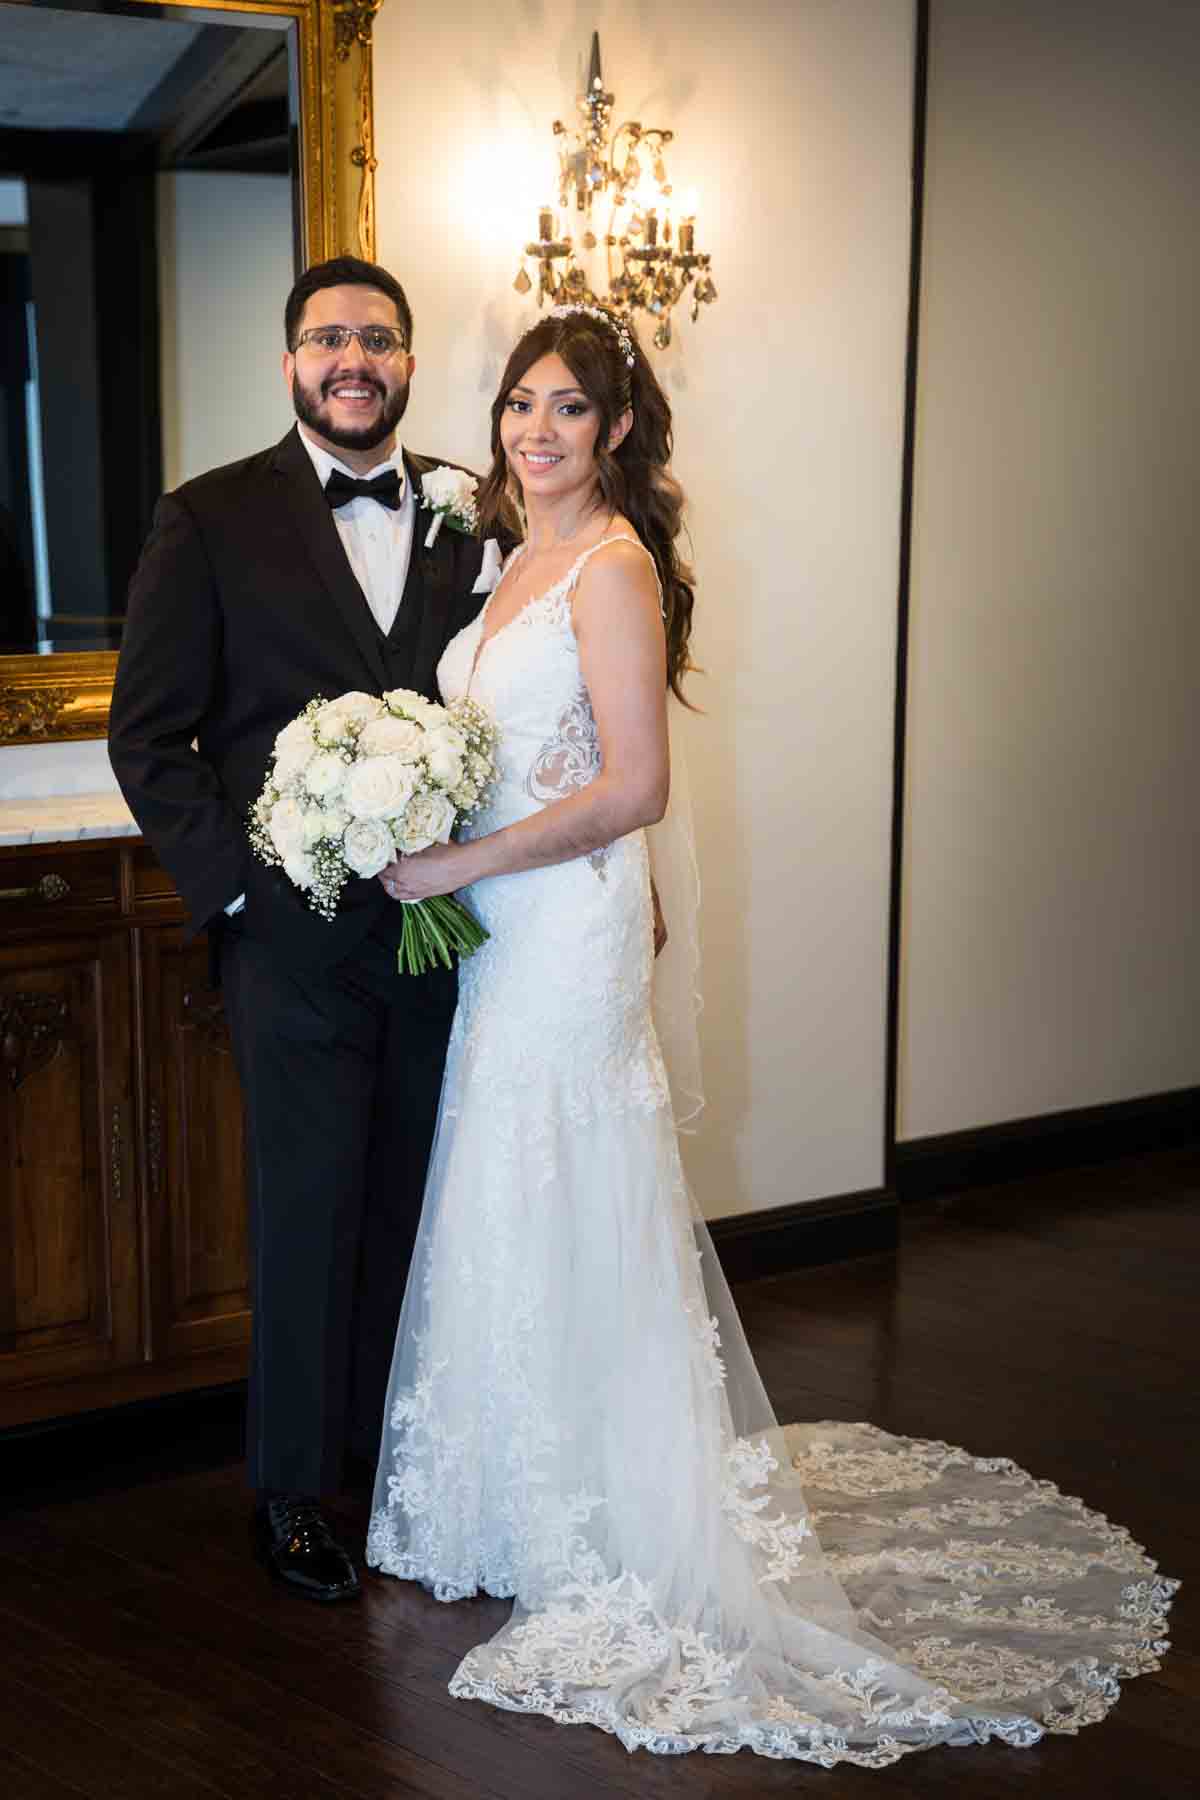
[221,912,456,1491]
[109,428,491,1496]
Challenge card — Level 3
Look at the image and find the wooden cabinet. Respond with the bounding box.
[139,926,249,1367]
[0,838,249,1428]
[0,927,137,1389]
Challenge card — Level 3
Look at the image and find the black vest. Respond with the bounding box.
[377,523,427,691]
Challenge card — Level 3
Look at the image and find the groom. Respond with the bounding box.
[110,257,495,1602]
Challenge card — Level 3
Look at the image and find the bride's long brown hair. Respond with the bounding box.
[476,310,697,705]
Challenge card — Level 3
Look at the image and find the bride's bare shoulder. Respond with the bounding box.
[576,527,656,595]
[573,533,662,649]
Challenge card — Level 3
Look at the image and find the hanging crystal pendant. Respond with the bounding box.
[654,315,672,349]
[513,264,532,295]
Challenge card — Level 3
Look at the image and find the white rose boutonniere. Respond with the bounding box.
[421,465,479,549]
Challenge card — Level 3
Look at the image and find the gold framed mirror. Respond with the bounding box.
[0,0,385,745]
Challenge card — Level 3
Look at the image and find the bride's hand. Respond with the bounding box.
[378,844,468,902]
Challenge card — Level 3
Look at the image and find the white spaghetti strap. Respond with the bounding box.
[568,534,666,617]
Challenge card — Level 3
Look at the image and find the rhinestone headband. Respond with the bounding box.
[546,303,636,368]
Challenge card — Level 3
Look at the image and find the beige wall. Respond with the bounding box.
[158,171,293,491]
[372,0,916,1216]
[899,0,1200,1138]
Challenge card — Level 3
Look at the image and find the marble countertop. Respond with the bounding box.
[0,792,139,847]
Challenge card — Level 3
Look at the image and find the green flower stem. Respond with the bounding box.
[396,897,489,976]
[420,915,451,971]
[420,904,454,965]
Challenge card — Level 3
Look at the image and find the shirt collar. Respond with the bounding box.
[298,424,407,496]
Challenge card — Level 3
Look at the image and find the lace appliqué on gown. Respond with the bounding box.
[526,691,610,876]
[366,536,1179,1765]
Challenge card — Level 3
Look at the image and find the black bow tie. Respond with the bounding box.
[324,467,403,511]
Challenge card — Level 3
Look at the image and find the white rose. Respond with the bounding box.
[275,715,313,757]
[342,817,395,878]
[430,723,466,755]
[425,737,464,789]
[343,755,417,820]
[268,796,306,856]
[400,698,448,731]
[382,687,428,715]
[282,849,317,890]
[396,790,456,853]
[301,751,347,800]
[274,747,313,787]
[273,717,316,783]
[421,467,477,513]
[300,808,331,848]
[358,715,425,760]
[315,692,381,739]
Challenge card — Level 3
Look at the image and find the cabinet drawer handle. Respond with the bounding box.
[0,872,72,904]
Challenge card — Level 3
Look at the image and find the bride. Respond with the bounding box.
[366,305,1177,1765]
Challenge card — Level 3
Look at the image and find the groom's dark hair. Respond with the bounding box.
[285,257,414,351]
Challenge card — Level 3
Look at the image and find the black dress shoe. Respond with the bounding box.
[253,1496,361,1603]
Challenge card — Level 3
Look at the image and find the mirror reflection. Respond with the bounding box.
[0,0,298,655]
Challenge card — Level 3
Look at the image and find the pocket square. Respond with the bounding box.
[472,537,505,595]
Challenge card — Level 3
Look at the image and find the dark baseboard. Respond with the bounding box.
[895,1084,1200,1203]
[709,1188,898,1285]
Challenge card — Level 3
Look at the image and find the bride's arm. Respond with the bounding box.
[385,542,668,900]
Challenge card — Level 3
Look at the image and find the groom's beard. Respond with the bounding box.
[291,369,410,453]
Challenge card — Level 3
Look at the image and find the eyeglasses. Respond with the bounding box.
[293,324,408,359]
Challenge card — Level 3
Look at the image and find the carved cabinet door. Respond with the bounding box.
[0,930,139,1391]
[137,926,250,1366]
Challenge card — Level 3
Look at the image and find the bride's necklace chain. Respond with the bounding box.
[509,499,612,601]
[522,497,606,558]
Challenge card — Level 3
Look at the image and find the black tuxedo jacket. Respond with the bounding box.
[109,426,491,968]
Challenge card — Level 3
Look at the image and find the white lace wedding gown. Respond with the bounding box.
[367,538,1178,1767]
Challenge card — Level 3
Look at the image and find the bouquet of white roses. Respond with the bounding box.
[250,687,498,974]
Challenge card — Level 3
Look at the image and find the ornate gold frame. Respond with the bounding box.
[0,0,386,746]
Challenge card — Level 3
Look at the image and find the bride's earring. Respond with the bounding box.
[607,409,634,453]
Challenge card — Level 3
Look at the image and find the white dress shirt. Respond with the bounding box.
[297,425,416,637]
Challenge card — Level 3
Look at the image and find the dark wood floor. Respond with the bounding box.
[2,1146,1196,1799]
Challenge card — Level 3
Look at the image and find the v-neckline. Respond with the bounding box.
[465,535,634,693]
